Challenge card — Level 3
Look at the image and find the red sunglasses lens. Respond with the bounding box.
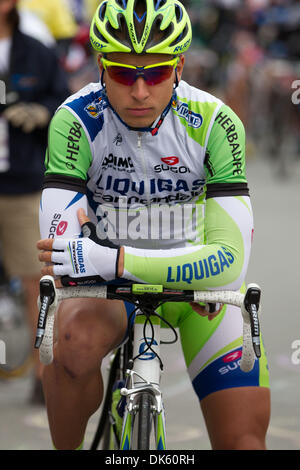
[107,65,174,86]
[144,66,174,85]
[107,67,136,85]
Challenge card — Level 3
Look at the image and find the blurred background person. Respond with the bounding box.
[59,0,100,92]
[0,0,70,403]
[18,0,78,57]
[66,0,100,23]
[183,0,300,175]
[18,0,99,93]
[18,6,55,47]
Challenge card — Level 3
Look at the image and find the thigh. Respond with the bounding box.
[178,303,270,401]
[177,303,270,449]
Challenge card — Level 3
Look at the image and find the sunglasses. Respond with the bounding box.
[101,57,179,86]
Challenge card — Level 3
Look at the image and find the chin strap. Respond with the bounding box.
[150,95,174,136]
[150,70,179,136]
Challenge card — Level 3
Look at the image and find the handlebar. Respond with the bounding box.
[35,275,262,373]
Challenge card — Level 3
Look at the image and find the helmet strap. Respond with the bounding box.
[174,68,179,89]
[100,68,105,88]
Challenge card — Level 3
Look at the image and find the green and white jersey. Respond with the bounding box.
[42,79,253,291]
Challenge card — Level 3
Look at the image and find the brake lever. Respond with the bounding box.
[34,277,56,349]
[244,285,261,358]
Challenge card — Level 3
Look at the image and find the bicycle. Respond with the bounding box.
[35,275,262,450]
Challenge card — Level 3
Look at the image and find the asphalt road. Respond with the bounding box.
[0,155,300,451]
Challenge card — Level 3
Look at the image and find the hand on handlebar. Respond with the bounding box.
[37,209,121,285]
[189,302,223,321]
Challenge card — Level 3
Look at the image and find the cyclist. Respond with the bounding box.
[37,0,270,450]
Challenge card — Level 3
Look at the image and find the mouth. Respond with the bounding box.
[127,108,153,117]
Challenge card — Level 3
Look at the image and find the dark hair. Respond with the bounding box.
[7,7,19,30]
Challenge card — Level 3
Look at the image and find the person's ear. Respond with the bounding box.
[175,54,185,82]
[97,54,104,73]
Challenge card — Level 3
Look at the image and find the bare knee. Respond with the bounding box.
[57,322,100,378]
[55,301,126,379]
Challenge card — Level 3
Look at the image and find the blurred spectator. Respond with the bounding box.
[0,0,70,403]
[18,8,55,47]
[18,0,78,58]
[67,0,101,24]
[18,0,78,39]
[60,0,101,92]
[185,1,299,136]
[254,0,300,59]
[19,0,100,93]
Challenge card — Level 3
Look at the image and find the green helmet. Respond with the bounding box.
[90,0,192,55]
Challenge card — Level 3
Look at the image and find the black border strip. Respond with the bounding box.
[43,174,86,194]
[206,182,249,199]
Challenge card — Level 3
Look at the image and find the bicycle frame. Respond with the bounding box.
[119,310,167,450]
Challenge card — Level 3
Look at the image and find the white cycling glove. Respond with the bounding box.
[51,236,119,286]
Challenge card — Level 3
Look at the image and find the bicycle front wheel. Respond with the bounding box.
[132,392,153,450]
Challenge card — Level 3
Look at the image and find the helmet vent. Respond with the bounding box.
[93,23,108,44]
[115,0,127,7]
[169,24,188,47]
[148,20,174,50]
[175,5,183,22]
[134,0,147,18]
[155,0,167,10]
[145,15,165,49]
[133,0,147,42]
[162,23,173,41]
[106,15,132,49]
[99,2,107,21]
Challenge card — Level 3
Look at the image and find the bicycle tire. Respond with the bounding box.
[100,416,111,450]
[133,392,153,450]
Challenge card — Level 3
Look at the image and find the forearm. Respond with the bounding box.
[39,187,88,239]
[119,196,253,290]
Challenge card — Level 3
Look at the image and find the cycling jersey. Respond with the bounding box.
[41,79,253,292]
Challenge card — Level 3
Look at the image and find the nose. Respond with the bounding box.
[130,76,150,101]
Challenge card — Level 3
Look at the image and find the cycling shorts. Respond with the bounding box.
[124,300,269,401]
